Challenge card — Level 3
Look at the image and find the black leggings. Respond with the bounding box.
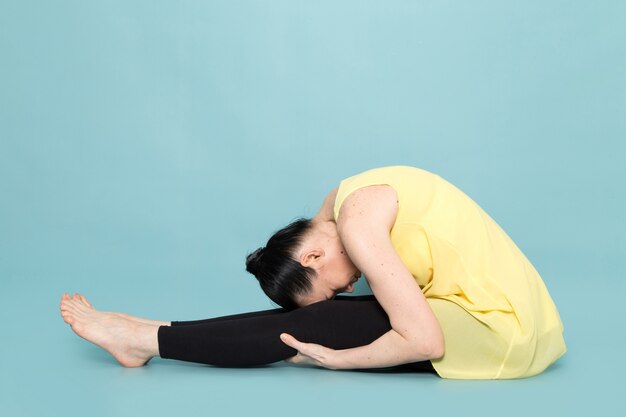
[157,294,436,374]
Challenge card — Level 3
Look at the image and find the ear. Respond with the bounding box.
[300,248,325,268]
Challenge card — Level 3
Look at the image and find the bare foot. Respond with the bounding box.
[60,293,160,367]
[73,293,171,327]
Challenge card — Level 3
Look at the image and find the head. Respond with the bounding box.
[246,217,361,310]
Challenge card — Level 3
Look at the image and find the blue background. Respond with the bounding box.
[1,1,624,416]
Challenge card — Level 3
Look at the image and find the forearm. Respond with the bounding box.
[333,329,433,369]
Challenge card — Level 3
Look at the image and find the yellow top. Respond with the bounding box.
[333,166,566,379]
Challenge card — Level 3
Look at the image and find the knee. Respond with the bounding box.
[290,299,336,322]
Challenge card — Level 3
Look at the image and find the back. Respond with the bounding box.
[333,166,566,379]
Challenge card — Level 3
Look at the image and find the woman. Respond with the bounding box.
[60,165,566,379]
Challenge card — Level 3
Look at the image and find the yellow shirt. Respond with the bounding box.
[333,166,566,379]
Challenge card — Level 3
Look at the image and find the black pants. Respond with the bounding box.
[158,294,436,374]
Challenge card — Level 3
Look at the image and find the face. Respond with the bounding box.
[296,236,362,307]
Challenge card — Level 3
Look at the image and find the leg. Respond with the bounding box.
[169,307,287,326]
[167,294,374,327]
[59,293,296,367]
[60,293,435,373]
[158,295,436,372]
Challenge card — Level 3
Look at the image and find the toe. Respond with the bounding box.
[73,294,89,309]
[68,296,81,306]
[62,300,80,313]
[61,297,75,306]
[71,298,89,312]
[77,294,93,308]
[61,311,74,325]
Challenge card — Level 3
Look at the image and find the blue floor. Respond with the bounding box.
[2,266,624,416]
[1,1,625,416]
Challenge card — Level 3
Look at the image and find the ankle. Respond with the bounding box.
[135,323,161,358]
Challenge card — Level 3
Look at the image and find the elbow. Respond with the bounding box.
[425,340,445,360]
[414,336,445,361]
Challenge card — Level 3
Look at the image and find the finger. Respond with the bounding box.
[284,354,300,364]
[280,333,304,350]
[284,353,316,367]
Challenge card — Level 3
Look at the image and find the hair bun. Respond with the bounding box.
[246,247,266,276]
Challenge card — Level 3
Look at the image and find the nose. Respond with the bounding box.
[345,283,354,293]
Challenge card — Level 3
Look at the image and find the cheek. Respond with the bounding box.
[341,253,357,270]
[332,255,349,274]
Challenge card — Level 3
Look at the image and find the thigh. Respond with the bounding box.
[299,297,435,373]
[428,298,510,379]
[160,294,436,372]
[291,296,391,349]
[171,307,287,326]
[159,295,391,366]
[171,295,377,326]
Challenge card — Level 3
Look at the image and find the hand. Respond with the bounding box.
[280,333,340,370]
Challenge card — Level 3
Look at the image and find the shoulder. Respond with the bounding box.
[337,185,398,233]
[315,181,398,225]
[331,166,420,217]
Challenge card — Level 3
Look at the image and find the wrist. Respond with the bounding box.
[328,349,348,370]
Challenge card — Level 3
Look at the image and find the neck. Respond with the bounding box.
[311,218,337,239]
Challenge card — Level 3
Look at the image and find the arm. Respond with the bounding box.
[336,185,444,367]
[282,185,444,370]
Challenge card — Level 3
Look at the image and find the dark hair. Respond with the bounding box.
[246,218,315,310]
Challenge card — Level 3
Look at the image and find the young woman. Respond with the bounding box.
[60,165,566,379]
